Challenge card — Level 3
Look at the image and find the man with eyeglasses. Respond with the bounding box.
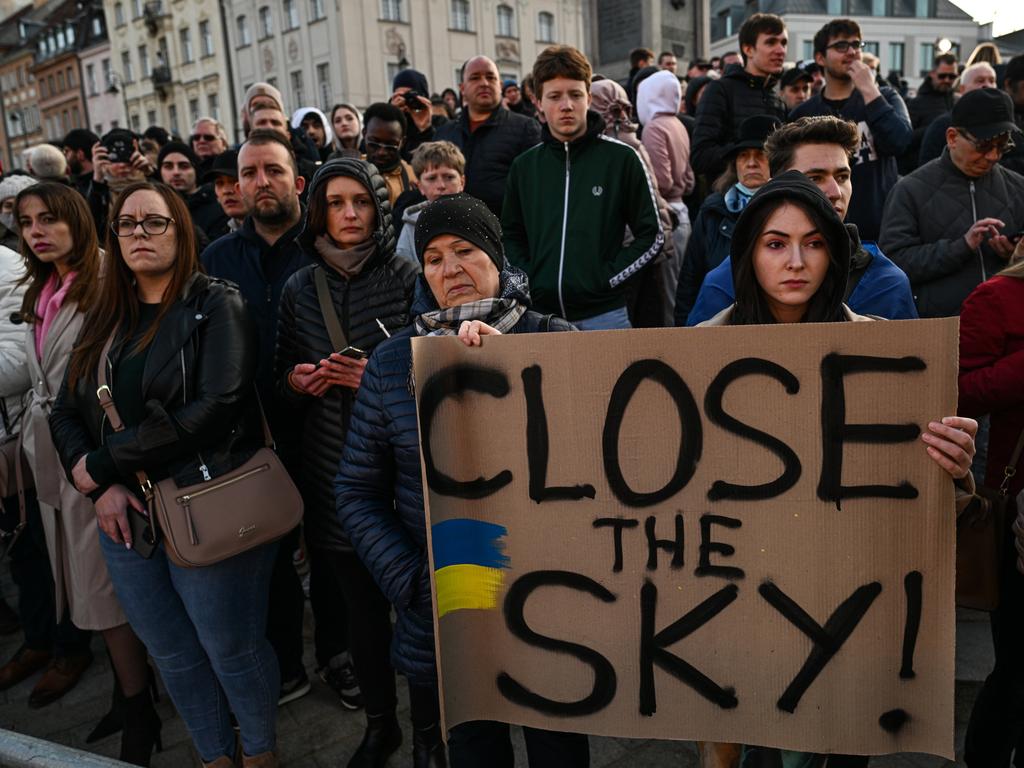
[190,117,228,175]
[880,88,1024,318]
[901,53,959,174]
[362,102,417,212]
[918,62,997,167]
[789,17,911,242]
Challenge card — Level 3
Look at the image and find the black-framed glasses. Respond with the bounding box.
[826,39,863,53]
[365,139,401,152]
[111,216,175,237]
[957,129,1015,156]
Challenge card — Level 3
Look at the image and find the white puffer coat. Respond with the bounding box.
[0,245,29,437]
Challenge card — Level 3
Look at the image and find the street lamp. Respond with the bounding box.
[936,38,953,54]
[106,72,131,129]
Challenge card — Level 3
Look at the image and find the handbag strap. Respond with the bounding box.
[314,266,348,352]
[999,427,1024,496]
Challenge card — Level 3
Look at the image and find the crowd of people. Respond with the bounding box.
[0,12,1022,768]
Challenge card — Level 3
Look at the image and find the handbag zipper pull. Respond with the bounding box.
[182,497,199,545]
[199,462,211,481]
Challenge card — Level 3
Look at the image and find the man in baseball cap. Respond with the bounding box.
[880,87,1024,317]
[779,66,813,112]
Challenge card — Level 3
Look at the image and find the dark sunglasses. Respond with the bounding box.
[826,39,863,53]
[191,133,218,142]
[935,73,958,81]
[957,129,1015,156]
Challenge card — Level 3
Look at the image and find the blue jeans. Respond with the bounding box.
[99,531,279,761]
[574,306,632,331]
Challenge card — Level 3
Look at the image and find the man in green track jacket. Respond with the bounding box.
[501,45,665,329]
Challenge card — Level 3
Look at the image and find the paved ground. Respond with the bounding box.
[0,558,994,767]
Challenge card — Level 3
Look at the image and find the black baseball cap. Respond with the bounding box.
[780,67,813,88]
[200,149,238,184]
[796,59,821,75]
[730,115,783,155]
[951,88,1020,140]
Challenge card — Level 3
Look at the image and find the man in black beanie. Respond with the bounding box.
[390,68,444,160]
[157,141,228,243]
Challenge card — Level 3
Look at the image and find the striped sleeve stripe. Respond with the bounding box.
[597,133,666,289]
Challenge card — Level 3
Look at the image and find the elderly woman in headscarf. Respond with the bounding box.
[590,78,677,327]
[335,193,590,768]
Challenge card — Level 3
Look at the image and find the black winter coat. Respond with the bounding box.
[187,184,230,243]
[674,191,736,326]
[434,107,542,217]
[274,159,418,552]
[49,273,263,490]
[901,77,954,174]
[691,63,787,178]
[334,275,574,685]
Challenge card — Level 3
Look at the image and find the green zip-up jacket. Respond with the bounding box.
[501,111,664,322]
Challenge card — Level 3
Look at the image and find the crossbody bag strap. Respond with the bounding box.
[999,427,1024,497]
[313,266,348,352]
[95,332,154,501]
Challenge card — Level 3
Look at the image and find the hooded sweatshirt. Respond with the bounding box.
[291,107,333,162]
[637,70,694,203]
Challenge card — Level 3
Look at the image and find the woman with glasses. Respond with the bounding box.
[274,157,417,767]
[49,181,280,768]
[12,182,157,765]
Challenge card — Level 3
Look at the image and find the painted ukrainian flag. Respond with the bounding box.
[432,519,510,619]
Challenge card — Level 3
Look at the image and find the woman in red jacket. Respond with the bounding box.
[959,257,1024,767]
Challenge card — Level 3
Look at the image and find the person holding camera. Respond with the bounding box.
[274,157,417,767]
[88,131,155,236]
[390,68,442,162]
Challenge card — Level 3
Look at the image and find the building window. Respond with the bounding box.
[537,11,553,42]
[86,63,97,94]
[450,0,470,31]
[258,6,272,38]
[887,42,904,74]
[872,0,886,13]
[496,4,515,37]
[316,62,331,107]
[309,0,324,20]
[380,0,402,21]
[131,112,140,131]
[919,42,934,75]
[66,24,74,45]
[914,0,929,15]
[139,44,150,77]
[863,41,879,56]
[802,40,813,60]
[189,97,199,122]
[56,29,66,49]
[283,0,299,29]
[102,57,112,86]
[92,15,103,36]
[180,27,193,63]
[207,91,219,119]
[132,0,142,18]
[40,78,48,98]
[115,2,125,26]
[62,109,69,132]
[200,20,213,56]
[168,103,179,134]
[290,70,304,106]
[72,105,80,127]
[57,71,65,91]
[387,62,401,86]
[67,67,75,88]
[146,108,157,126]
[827,0,842,13]
[236,15,251,46]
[121,50,134,82]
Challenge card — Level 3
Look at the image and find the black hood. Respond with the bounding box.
[540,109,606,149]
[298,157,396,256]
[685,76,712,115]
[730,170,851,325]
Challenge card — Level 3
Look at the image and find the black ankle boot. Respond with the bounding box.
[119,688,162,767]
[88,665,159,744]
[347,712,402,768]
[412,723,446,768]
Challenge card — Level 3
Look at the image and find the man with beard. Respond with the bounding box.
[789,17,911,242]
[61,129,99,196]
[435,56,541,217]
[156,141,228,242]
[901,52,958,173]
[200,130,316,710]
[691,13,788,179]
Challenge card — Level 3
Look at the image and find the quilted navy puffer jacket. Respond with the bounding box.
[334,273,573,685]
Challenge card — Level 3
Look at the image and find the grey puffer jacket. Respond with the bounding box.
[274,158,418,552]
[0,246,29,436]
[879,149,1024,318]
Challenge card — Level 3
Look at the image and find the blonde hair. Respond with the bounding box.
[410,141,466,176]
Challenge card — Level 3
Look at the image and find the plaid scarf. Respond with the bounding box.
[414,268,529,337]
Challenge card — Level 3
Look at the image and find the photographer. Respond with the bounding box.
[87,130,155,236]
[390,69,443,162]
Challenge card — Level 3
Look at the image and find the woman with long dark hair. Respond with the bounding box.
[49,181,279,768]
[13,182,155,764]
[330,104,363,155]
[959,254,1024,766]
[699,172,977,768]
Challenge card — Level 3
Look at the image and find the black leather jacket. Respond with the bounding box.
[49,273,263,492]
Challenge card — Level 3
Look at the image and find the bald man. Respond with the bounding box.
[434,55,541,216]
[918,62,999,167]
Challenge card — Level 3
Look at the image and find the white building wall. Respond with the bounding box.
[79,40,124,133]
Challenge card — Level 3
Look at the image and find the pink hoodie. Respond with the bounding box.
[637,70,695,203]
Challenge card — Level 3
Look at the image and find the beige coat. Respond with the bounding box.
[21,300,126,631]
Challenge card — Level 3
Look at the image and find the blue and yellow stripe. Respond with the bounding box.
[432,519,510,618]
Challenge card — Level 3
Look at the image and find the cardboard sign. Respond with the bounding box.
[412,318,958,758]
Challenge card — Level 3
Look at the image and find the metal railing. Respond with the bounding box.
[0,729,131,767]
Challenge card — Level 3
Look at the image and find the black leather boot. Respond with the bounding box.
[119,688,162,766]
[412,723,447,768]
[88,664,159,744]
[347,711,402,768]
